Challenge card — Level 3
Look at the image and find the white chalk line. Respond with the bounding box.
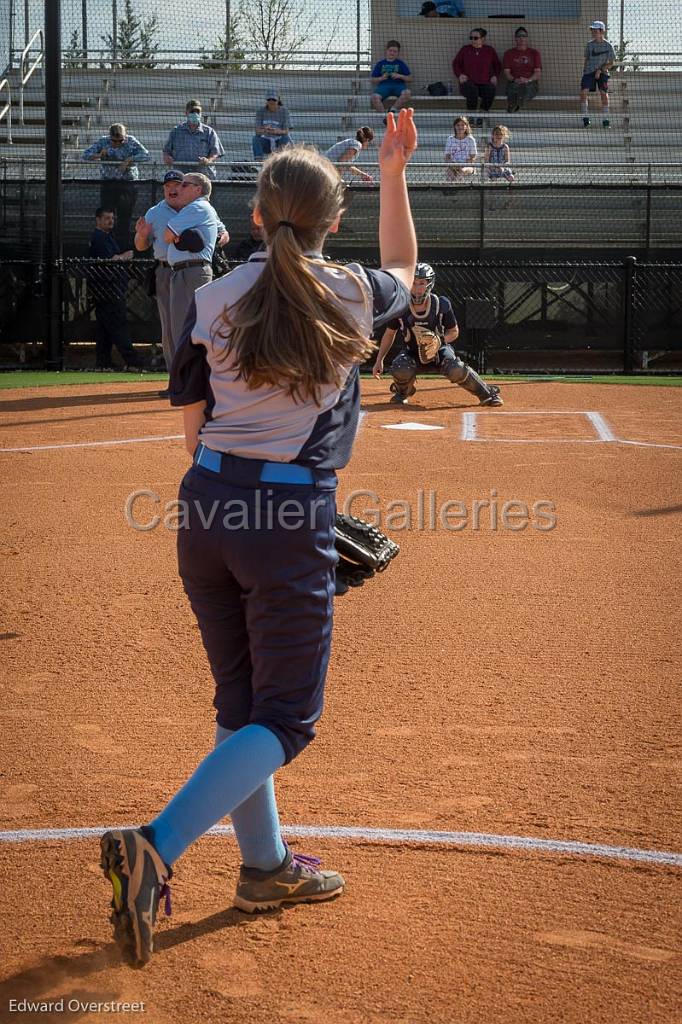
[0,434,184,453]
[0,823,680,867]
[0,417,367,455]
[462,410,682,450]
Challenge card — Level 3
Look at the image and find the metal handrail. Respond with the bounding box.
[0,79,11,144]
[20,28,44,126]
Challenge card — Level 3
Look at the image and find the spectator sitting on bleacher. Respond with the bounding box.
[252,92,293,160]
[452,28,501,127]
[324,127,375,183]
[163,99,225,178]
[371,41,413,115]
[580,20,616,128]
[503,27,542,113]
[420,1,464,15]
[444,116,477,182]
[82,123,151,249]
[484,125,515,183]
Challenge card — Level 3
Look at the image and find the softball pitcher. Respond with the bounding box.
[98,112,418,966]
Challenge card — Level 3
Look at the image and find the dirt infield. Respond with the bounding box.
[1,379,681,1024]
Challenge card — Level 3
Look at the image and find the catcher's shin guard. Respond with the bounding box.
[390,352,418,399]
[442,356,492,402]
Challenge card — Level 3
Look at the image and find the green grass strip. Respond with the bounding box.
[0,371,167,389]
[1,370,681,390]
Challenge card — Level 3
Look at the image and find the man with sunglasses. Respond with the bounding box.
[82,123,151,248]
[162,174,230,355]
[136,172,229,388]
[452,28,501,126]
[503,27,542,113]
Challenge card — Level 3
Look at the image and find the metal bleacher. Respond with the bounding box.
[2,59,682,251]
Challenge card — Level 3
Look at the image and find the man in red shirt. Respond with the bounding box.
[452,28,501,126]
[503,27,542,113]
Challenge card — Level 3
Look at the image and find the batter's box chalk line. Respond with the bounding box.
[460,410,682,449]
[0,824,680,868]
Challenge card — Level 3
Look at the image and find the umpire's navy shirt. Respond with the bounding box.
[170,253,409,471]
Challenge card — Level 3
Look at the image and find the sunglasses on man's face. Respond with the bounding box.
[470,35,481,40]
[180,181,200,188]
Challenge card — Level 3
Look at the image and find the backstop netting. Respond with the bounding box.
[0,1,681,368]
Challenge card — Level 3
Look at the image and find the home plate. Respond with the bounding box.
[381,422,444,431]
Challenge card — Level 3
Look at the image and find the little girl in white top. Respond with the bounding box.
[444,116,477,182]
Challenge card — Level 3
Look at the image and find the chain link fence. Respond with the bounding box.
[0,257,680,373]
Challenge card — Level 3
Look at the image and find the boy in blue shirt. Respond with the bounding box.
[371,41,413,115]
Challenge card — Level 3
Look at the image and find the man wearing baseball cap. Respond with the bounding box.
[252,93,293,160]
[134,170,228,394]
[580,20,615,127]
[162,99,225,178]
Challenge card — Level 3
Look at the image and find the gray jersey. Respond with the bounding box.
[325,139,362,163]
[583,39,616,75]
[170,253,409,468]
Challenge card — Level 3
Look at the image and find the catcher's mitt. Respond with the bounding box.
[335,513,400,595]
[411,323,441,364]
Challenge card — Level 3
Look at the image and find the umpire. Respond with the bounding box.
[163,173,228,354]
[134,170,184,393]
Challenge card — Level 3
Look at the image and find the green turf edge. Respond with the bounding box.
[1,370,681,390]
[0,371,168,389]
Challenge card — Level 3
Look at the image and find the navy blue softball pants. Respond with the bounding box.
[177,446,337,764]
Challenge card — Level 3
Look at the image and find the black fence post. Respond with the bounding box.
[45,0,64,369]
[623,256,636,374]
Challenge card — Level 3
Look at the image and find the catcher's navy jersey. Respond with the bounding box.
[170,253,409,469]
[387,294,458,352]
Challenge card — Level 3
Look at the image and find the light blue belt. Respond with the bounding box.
[194,443,314,484]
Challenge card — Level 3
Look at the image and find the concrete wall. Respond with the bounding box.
[371,1,609,96]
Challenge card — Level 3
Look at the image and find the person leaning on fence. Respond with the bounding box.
[88,207,143,371]
[452,28,501,126]
[444,116,477,182]
[324,127,375,183]
[82,124,151,249]
[163,100,225,178]
[252,92,293,160]
[370,41,413,116]
[503,27,542,113]
[580,20,616,128]
[484,125,515,183]
[162,173,229,354]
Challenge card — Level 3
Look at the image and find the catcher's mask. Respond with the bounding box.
[411,262,435,303]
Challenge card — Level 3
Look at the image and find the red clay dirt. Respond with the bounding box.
[0,379,680,1024]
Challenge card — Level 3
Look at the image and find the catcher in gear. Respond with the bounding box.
[372,262,503,407]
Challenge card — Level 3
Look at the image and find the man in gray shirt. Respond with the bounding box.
[580,20,616,128]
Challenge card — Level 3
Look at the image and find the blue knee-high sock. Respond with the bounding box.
[215,725,286,871]
[148,724,286,866]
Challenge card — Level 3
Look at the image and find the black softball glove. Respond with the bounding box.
[334,513,400,595]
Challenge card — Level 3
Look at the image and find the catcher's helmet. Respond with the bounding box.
[412,262,436,301]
